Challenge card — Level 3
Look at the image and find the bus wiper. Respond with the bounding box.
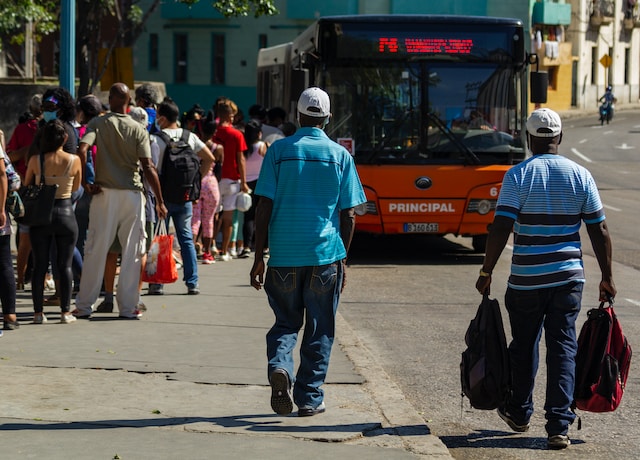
[427,112,480,165]
[366,110,412,162]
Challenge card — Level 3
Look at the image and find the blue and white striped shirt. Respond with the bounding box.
[495,154,605,290]
[255,127,366,267]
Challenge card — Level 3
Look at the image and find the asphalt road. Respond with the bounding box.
[339,110,640,459]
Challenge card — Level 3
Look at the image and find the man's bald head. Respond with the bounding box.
[109,83,131,113]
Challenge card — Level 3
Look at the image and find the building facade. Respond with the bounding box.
[134,0,533,114]
[531,0,574,110]
[567,0,640,108]
[2,1,637,123]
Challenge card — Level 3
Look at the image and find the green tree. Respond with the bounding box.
[0,0,277,91]
[0,0,57,80]
[79,0,278,96]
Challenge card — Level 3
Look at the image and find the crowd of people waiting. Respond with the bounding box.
[0,82,293,331]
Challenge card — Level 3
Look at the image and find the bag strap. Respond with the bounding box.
[180,128,191,144]
[154,130,172,173]
[598,299,616,358]
[598,295,615,309]
[39,154,46,185]
[155,130,171,146]
[154,219,167,238]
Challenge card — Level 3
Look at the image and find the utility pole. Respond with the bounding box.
[60,0,75,97]
[25,21,33,80]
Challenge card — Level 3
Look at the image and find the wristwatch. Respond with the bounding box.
[479,269,492,277]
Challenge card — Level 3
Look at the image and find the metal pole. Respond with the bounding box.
[25,21,33,79]
[60,0,75,97]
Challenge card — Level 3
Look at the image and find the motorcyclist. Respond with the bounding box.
[598,85,616,122]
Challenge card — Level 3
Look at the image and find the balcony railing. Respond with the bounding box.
[590,0,615,26]
[623,2,640,29]
[534,41,573,66]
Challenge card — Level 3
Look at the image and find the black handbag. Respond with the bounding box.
[16,154,58,227]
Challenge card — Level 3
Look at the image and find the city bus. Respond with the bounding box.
[257,15,545,252]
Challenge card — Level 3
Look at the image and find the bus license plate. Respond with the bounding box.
[404,223,439,233]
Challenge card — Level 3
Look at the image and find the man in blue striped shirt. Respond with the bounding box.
[250,87,366,417]
[475,108,616,449]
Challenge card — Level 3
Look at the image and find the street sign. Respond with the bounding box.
[600,54,612,68]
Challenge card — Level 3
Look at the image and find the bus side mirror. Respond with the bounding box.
[530,71,548,104]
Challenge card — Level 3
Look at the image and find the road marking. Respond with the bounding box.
[615,143,634,150]
[603,204,622,212]
[604,130,614,135]
[571,148,593,163]
[579,139,588,144]
[624,298,640,307]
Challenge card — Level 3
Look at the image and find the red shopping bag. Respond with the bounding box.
[142,221,179,284]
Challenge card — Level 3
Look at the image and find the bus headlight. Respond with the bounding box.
[466,199,495,215]
[355,201,377,216]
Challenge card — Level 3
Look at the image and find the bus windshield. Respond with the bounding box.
[325,61,524,165]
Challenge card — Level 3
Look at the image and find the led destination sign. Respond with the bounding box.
[379,37,474,55]
[326,22,519,62]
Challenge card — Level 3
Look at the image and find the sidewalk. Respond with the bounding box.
[557,102,640,120]
[0,252,452,459]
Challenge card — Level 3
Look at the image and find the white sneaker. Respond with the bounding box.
[219,253,232,262]
[60,313,77,324]
[33,314,48,324]
[229,248,238,258]
[45,277,55,290]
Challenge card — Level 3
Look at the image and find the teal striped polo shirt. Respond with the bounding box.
[495,154,605,290]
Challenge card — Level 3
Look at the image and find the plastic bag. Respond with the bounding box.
[236,191,252,212]
[142,221,179,284]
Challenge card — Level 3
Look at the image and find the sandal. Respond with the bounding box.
[3,320,20,330]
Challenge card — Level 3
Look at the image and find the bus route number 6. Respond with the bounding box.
[490,187,499,197]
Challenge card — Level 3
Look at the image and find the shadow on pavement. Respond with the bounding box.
[440,429,585,450]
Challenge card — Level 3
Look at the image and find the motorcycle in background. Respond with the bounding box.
[599,101,613,125]
[598,85,616,125]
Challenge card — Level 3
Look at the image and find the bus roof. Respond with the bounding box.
[316,15,523,27]
[257,42,292,67]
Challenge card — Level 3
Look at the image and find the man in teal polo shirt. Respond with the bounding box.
[250,87,366,417]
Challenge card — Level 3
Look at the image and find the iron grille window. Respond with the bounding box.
[149,33,159,70]
[175,33,188,83]
[212,34,225,84]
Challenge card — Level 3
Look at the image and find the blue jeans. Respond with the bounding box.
[264,262,343,409]
[504,281,583,436]
[153,201,198,289]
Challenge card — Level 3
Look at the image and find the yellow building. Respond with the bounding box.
[530,1,573,111]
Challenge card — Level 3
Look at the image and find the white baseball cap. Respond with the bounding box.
[297,87,330,118]
[526,108,562,138]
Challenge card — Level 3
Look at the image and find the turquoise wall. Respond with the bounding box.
[287,0,358,18]
[390,0,487,16]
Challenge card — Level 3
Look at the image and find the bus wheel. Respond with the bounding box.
[472,234,488,253]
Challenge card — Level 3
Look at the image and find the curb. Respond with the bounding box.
[336,312,454,458]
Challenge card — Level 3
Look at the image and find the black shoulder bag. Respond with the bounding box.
[17,154,59,227]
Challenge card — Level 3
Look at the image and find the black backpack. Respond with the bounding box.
[156,129,201,203]
[461,294,511,410]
